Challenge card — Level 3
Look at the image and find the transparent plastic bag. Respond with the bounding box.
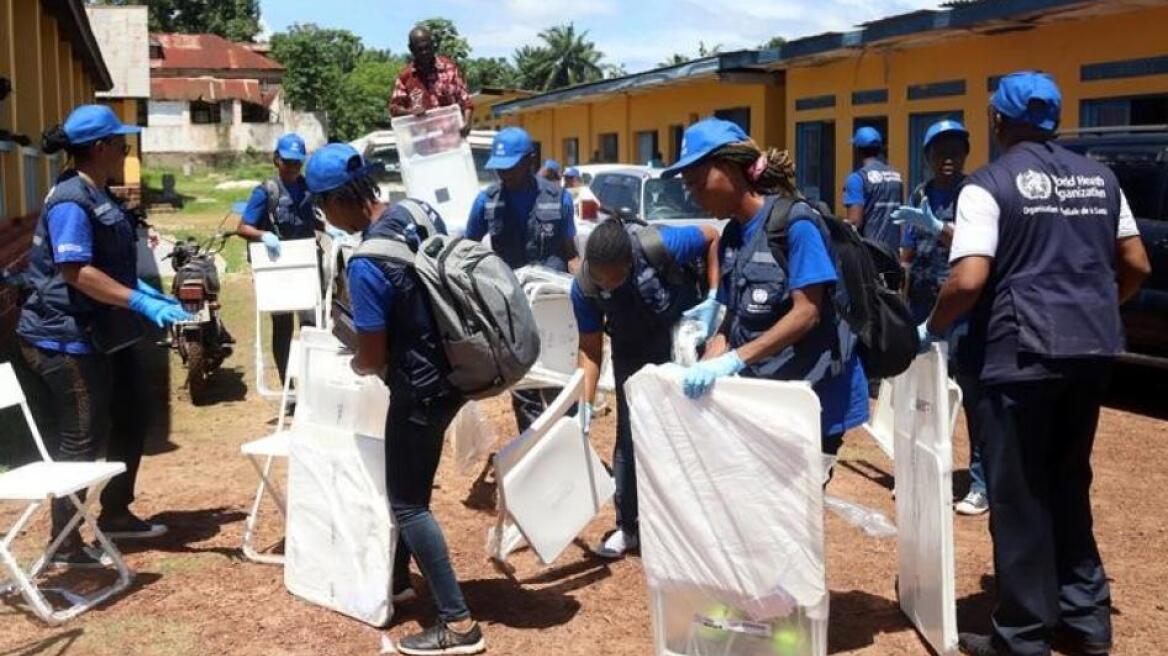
[445,400,497,476]
[824,495,897,538]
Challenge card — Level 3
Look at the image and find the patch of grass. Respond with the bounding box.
[77,617,202,656]
[155,554,215,577]
[143,161,274,217]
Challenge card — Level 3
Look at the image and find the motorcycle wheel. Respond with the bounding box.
[186,339,211,405]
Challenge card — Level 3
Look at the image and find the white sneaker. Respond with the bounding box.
[955,491,989,516]
[594,530,638,559]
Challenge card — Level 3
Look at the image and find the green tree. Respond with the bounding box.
[513,23,605,91]
[90,0,261,42]
[332,52,405,141]
[658,41,721,68]
[465,57,518,91]
[658,53,690,67]
[414,17,471,69]
[762,36,787,49]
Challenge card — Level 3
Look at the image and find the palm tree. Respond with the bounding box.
[521,23,605,91]
[658,53,691,67]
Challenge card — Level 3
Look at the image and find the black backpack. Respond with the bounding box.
[765,197,919,379]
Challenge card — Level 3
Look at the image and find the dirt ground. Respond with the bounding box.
[2,269,1166,656]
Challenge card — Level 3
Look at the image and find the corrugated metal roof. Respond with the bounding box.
[150,34,283,72]
[151,77,265,104]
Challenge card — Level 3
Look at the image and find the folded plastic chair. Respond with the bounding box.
[250,238,323,401]
[488,369,614,566]
[0,363,133,625]
[865,368,962,461]
[894,345,962,656]
[626,365,829,656]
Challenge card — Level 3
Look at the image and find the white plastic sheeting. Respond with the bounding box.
[488,370,614,565]
[249,239,322,314]
[894,346,961,656]
[445,401,498,477]
[626,365,828,656]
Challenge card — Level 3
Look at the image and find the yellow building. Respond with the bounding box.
[470,87,533,132]
[0,0,113,332]
[495,0,1168,211]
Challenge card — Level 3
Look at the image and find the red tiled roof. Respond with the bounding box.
[150,33,283,72]
[151,77,266,104]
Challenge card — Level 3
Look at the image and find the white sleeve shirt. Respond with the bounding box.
[949,184,1141,264]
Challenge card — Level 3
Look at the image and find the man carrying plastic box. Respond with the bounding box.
[466,127,579,432]
[237,133,337,385]
[389,25,474,139]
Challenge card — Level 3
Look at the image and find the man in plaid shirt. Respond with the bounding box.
[389,26,474,138]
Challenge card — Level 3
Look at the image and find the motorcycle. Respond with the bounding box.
[163,224,236,404]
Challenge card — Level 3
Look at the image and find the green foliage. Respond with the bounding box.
[763,36,787,49]
[90,0,261,42]
[658,41,722,68]
[513,23,605,91]
[333,52,405,140]
[465,57,518,91]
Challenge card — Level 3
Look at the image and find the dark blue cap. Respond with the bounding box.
[923,119,969,150]
[486,127,534,170]
[661,118,748,179]
[852,126,883,148]
[305,143,383,194]
[275,133,307,161]
[543,159,561,172]
[991,71,1061,131]
[63,104,140,145]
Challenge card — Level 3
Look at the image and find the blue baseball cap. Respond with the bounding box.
[275,133,307,161]
[661,118,748,179]
[564,167,580,178]
[486,127,534,170]
[63,104,140,145]
[543,159,561,172]
[923,119,969,150]
[852,126,883,148]
[305,143,384,194]
[991,71,1061,131]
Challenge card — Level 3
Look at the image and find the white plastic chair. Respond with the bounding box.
[0,363,133,624]
[250,239,324,401]
[239,338,301,565]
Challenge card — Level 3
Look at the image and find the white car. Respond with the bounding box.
[572,165,726,254]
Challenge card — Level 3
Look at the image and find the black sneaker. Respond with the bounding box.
[50,544,113,569]
[396,621,485,655]
[958,633,1005,656]
[98,512,168,540]
[1053,627,1111,655]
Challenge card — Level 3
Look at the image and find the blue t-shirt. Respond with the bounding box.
[570,225,707,333]
[842,171,865,207]
[721,199,869,437]
[241,178,310,228]
[347,258,395,332]
[465,181,576,265]
[38,202,98,353]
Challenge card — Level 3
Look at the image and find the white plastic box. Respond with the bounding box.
[390,106,479,235]
[249,238,321,313]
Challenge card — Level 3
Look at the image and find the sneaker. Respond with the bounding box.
[98,512,168,540]
[958,633,1004,656]
[955,491,989,516]
[396,621,485,655]
[50,544,113,569]
[393,586,418,604]
[594,529,638,559]
[1053,626,1111,655]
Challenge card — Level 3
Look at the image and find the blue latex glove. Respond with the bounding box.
[135,279,179,305]
[681,291,722,341]
[682,350,746,399]
[129,291,195,328]
[892,200,944,236]
[580,402,594,435]
[261,231,281,258]
[917,321,939,354]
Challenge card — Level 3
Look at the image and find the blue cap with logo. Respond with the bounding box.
[275,133,307,161]
[543,159,561,172]
[564,167,580,178]
[486,127,534,170]
[661,118,748,179]
[63,104,140,145]
[991,71,1061,131]
[923,119,969,150]
[852,126,883,148]
[305,143,384,194]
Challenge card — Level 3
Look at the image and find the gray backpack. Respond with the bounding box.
[353,200,541,399]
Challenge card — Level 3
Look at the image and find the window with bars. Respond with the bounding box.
[241,101,271,124]
[22,147,43,213]
[190,100,223,124]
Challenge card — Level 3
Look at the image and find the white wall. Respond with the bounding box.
[87,6,150,99]
[142,98,327,155]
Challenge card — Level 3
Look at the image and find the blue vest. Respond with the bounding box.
[264,178,317,240]
[722,200,851,384]
[961,140,1125,383]
[905,177,962,322]
[857,159,904,253]
[483,177,568,271]
[355,208,454,402]
[578,225,698,359]
[17,172,138,348]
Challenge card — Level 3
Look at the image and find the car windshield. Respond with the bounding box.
[642,178,711,220]
[1081,145,1168,219]
[367,144,497,184]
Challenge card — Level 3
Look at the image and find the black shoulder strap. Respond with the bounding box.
[635,225,674,272]
[763,196,800,265]
[264,178,282,237]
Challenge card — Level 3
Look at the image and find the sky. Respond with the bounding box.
[260,0,943,74]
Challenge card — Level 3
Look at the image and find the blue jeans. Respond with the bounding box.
[386,392,470,623]
[956,371,987,497]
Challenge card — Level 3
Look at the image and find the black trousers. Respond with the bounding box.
[19,342,145,547]
[510,387,562,433]
[271,309,315,385]
[975,369,1113,656]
